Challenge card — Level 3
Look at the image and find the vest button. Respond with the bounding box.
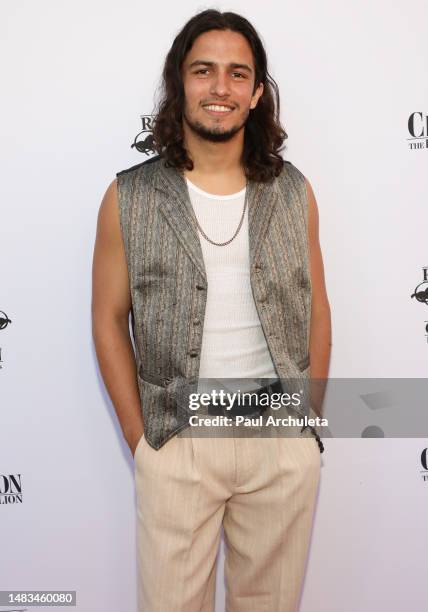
[196,283,205,290]
[189,349,199,357]
[258,295,267,303]
[254,262,263,270]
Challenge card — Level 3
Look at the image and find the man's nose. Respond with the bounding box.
[210,71,231,97]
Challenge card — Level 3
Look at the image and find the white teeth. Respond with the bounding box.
[205,105,232,112]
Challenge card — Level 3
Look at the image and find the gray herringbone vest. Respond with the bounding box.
[116,155,312,450]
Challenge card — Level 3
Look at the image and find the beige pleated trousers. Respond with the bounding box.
[134,423,321,612]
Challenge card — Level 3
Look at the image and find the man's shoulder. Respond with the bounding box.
[280,158,305,183]
[116,154,163,179]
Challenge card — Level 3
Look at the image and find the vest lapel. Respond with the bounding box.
[153,159,280,279]
[247,178,280,266]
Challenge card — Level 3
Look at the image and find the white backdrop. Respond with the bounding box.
[1,1,427,610]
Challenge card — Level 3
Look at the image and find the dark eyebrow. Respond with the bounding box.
[188,60,253,74]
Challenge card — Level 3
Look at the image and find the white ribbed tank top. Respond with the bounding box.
[185,177,277,383]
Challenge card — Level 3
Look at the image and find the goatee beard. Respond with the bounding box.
[183,110,248,143]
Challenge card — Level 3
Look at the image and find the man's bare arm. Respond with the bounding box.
[91,178,144,457]
[306,177,332,417]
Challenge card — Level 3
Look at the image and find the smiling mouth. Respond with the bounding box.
[203,104,234,115]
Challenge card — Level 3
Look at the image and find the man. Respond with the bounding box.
[92,9,331,612]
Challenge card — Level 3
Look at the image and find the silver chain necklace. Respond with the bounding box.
[192,183,248,247]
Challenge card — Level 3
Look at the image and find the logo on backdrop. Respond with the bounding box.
[0,310,12,370]
[0,474,22,504]
[131,115,156,156]
[420,448,428,482]
[0,311,11,331]
[411,267,428,305]
[407,112,428,150]
[410,268,428,342]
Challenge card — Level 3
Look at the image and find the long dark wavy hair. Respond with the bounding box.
[151,9,287,182]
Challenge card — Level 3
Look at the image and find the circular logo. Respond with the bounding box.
[411,281,428,305]
[0,311,12,330]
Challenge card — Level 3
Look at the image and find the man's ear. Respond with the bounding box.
[250,82,264,109]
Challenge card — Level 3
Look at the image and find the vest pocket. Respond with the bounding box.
[138,365,171,387]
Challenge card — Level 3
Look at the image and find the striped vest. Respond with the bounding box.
[116,155,314,450]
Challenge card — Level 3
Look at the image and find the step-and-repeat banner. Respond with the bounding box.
[2,2,427,611]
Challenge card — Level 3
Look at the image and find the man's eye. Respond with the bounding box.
[194,69,245,78]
